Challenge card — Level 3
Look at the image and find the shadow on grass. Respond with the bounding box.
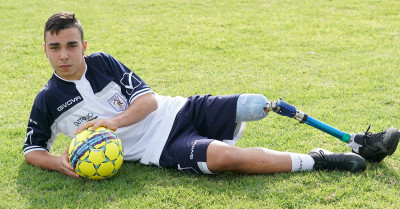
[16,160,399,208]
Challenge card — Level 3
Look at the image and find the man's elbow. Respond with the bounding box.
[151,99,158,112]
[24,152,34,165]
[148,93,158,112]
[24,150,46,166]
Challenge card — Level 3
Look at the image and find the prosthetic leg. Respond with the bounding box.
[264,98,400,162]
[264,98,352,143]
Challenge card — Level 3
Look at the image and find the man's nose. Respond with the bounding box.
[60,49,69,60]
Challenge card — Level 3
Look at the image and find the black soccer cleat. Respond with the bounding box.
[309,148,366,172]
[353,126,400,163]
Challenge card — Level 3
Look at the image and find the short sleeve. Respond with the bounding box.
[23,92,60,155]
[101,53,153,104]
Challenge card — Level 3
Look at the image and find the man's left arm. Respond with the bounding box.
[74,93,158,134]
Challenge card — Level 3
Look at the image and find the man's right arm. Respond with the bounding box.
[24,149,81,178]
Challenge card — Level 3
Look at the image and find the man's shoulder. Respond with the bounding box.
[85,52,113,61]
[37,75,71,92]
[33,76,76,107]
[35,76,59,98]
[85,52,118,70]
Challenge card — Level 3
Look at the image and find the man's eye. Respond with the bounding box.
[50,47,59,50]
[69,45,77,48]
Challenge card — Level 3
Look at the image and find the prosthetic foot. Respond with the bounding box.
[353,126,400,163]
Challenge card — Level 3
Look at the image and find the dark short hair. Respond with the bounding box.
[44,12,84,42]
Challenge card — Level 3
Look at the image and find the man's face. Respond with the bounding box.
[44,27,87,80]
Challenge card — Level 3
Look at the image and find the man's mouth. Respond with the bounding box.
[59,65,72,70]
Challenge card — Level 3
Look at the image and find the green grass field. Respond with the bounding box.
[1,0,400,208]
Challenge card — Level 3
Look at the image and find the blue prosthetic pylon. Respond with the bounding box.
[265,98,350,143]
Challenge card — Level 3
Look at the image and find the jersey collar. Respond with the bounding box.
[52,65,88,82]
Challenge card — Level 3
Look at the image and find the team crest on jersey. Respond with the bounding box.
[108,93,127,112]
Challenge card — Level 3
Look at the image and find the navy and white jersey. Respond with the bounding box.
[24,52,187,165]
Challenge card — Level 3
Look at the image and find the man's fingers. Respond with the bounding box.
[63,161,74,171]
[61,152,74,171]
[63,167,80,178]
[74,119,118,135]
[74,120,97,134]
[90,122,103,131]
[58,152,80,178]
[63,159,80,178]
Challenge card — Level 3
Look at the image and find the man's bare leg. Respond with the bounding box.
[206,140,293,174]
[206,140,367,174]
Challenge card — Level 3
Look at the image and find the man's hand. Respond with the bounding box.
[24,149,81,179]
[74,118,118,135]
[58,148,81,178]
[74,93,158,135]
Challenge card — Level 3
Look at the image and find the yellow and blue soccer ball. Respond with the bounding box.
[68,127,124,180]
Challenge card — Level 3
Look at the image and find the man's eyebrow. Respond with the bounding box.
[47,41,79,46]
[67,41,79,45]
[48,42,60,46]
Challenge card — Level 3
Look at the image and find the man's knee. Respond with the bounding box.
[206,141,243,172]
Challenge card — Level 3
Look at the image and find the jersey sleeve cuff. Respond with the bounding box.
[24,146,49,155]
[128,88,154,104]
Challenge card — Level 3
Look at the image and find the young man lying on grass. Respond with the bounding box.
[24,12,400,178]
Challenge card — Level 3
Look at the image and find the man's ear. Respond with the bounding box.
[43,43,48,58]
[82,40,87,55]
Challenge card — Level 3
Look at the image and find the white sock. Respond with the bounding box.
[346,133,362,153]
[288,153,315,172]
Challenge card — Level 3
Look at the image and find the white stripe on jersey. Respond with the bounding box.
[23,146,48,154]
[129,87,152,104]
